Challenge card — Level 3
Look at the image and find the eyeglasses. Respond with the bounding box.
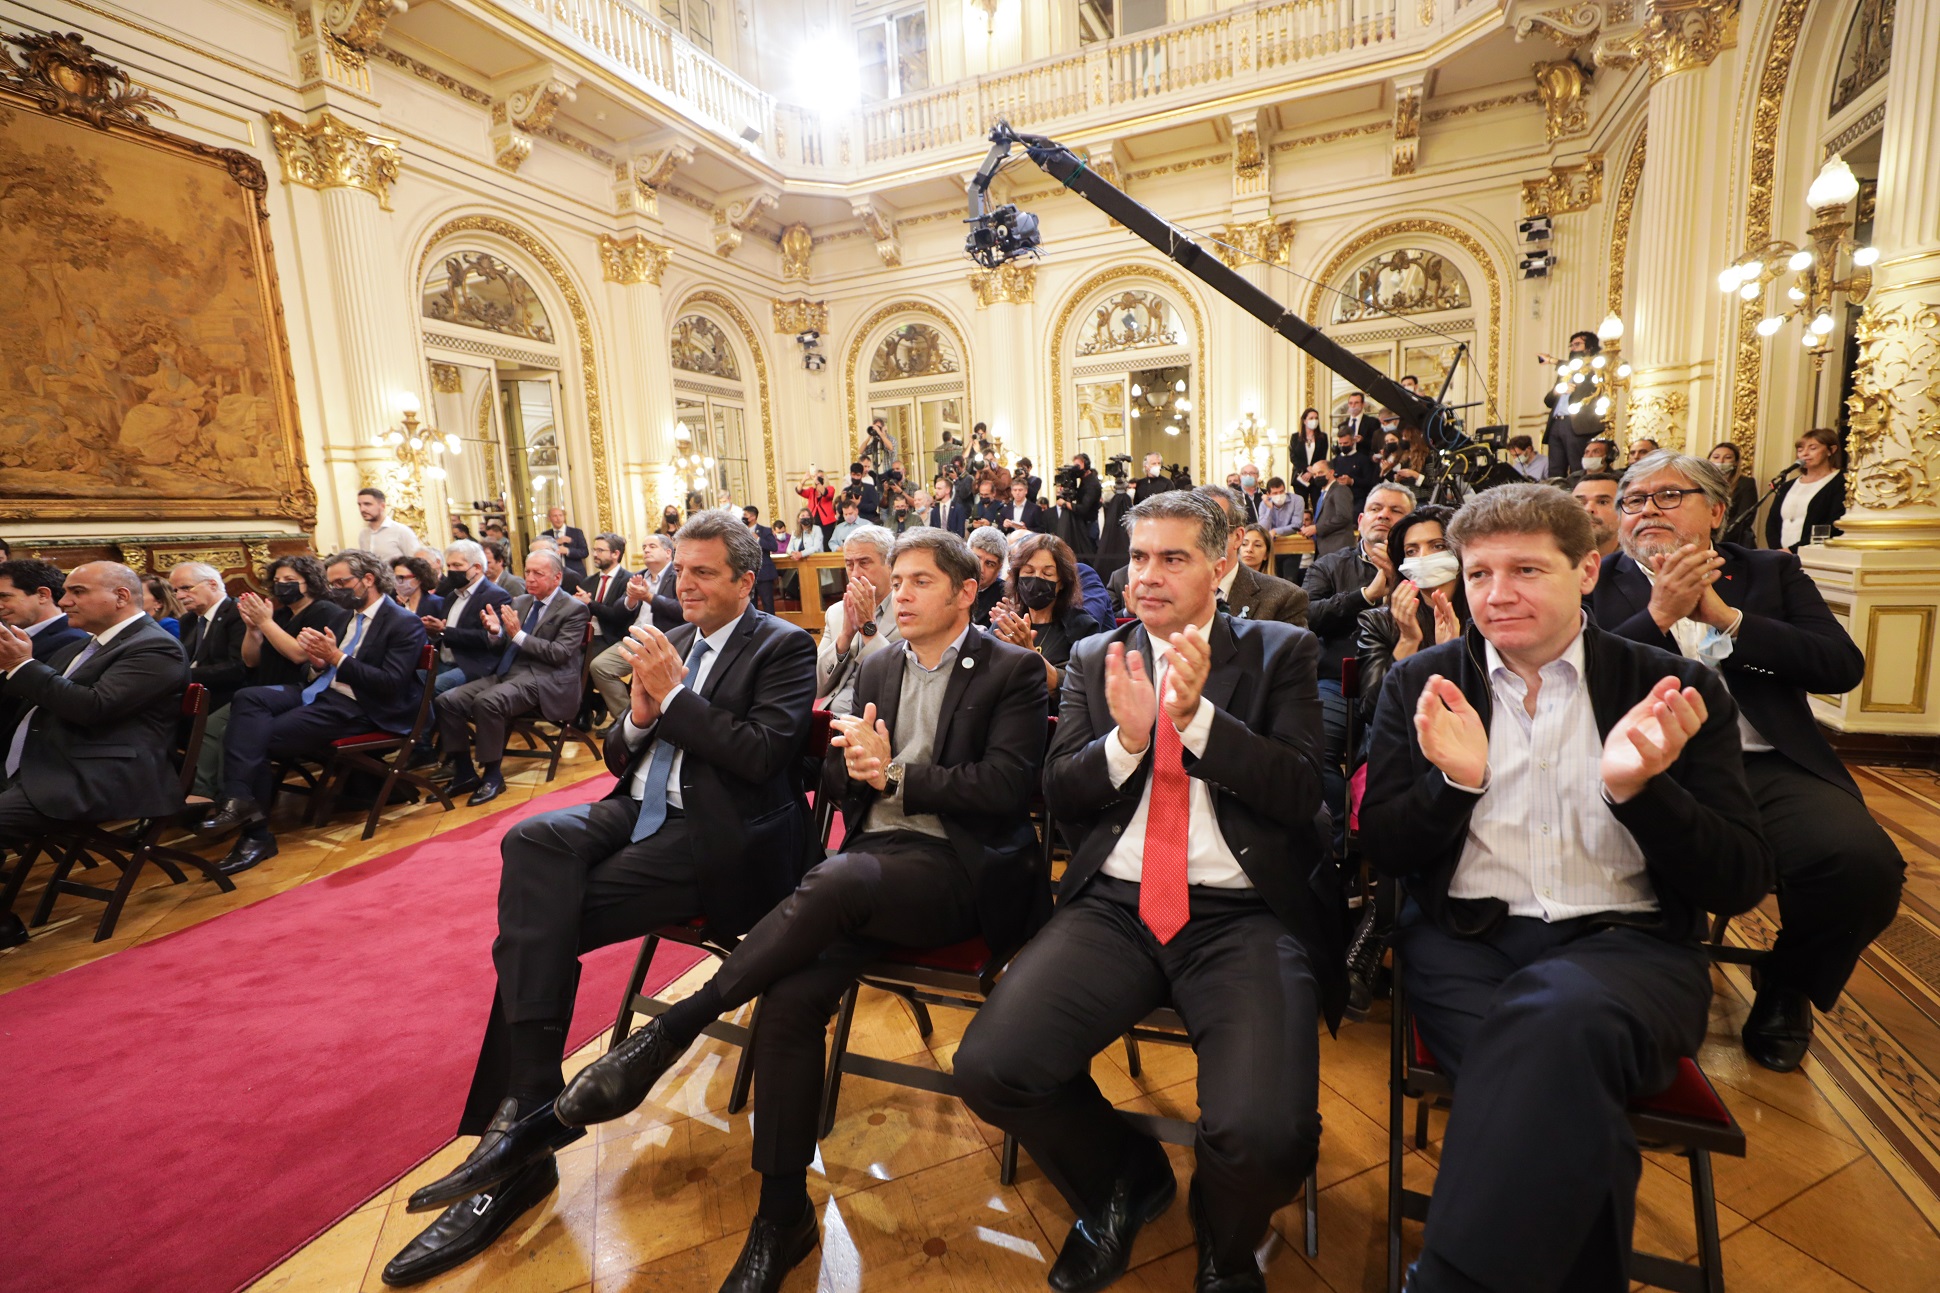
[1616,487,1706,515]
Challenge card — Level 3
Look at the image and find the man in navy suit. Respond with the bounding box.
[542,506,590,576]
[925,480,967,537]
[202,550,428,875]
[998,477,1044,537]
[0,559,89,748]
[169,561,249,712]
[743,505,781,613]
[1589,450,1903,1072]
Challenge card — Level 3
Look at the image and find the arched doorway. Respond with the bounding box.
[844,303,972,484]
[1052,269,1209,486]
[668,309,753,512]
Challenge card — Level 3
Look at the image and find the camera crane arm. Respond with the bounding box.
[966,122,1440,433]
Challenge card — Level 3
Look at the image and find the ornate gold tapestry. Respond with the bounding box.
[0,30,314,526]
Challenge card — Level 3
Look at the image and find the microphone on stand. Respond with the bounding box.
[1768,460,1805,490]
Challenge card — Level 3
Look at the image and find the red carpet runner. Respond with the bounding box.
[0,775,707,1293]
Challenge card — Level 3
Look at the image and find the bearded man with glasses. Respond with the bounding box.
[1588,450,1903,1074]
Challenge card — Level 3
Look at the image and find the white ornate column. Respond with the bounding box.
[266,110,417,535]
[1596,0,1743,453]
[1799,0,1940,736]
[969,262,1039,465]
[598,233,675,540]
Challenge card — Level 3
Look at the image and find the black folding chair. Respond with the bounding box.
[503,621,602,781]
[297,644,455,840]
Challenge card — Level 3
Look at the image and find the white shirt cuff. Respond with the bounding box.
[511,630,527,647]
[1175,696,1213,757]
[658,681,685,711]
[1442,769,1490,795]
[621,713,655,746]
[1104,726,1145,787]
[5,660,30,679]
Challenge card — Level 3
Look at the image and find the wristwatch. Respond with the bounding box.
[859,616,879,637]
[882,758,906,798]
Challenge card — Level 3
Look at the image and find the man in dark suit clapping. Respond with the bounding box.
[572,532,634,657]
[1589,450,1903,1073]
[0,559,88,748]
[0,562,188,947]
[382,511,817,1289]
[169,561,248,712]
[955,491,1341,1293]
[437,550,590,807]
[201,550,428,875]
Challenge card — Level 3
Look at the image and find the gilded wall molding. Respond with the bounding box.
[1596,0,1740,82]
[0,28,176,128]
[1304,219,1505,424]
[1214,218,1296,269]
[597,232,671,285]
[1844,301,1940,512]
[844,302,972,464]
[428,361,463,393]
[713,190,778,256]
[1727,0,1812,454]
[1534,58,1591,143]
[968,261,1037,308]
[675,290,781,522]
[489,72,578,173]
[417,217,614,532]
[1625,389,1689,450]
[318,0,403,68]
[772,298,829,334]
[614,143,692,218]
[1607,124,1647,317]
[266,109,401,209]
[780,223,813,281]
[1049,266,1210,485]
[1516,3,1608,47]
[1391,81,1423,177]
[1521,156,1604,218]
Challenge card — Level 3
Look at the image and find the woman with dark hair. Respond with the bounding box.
[987,532,1100,701]
[391,554,446,616]
[659,504,684,536]
[1707,441,1760,546]
[1290,405,1329,511]
[1354,505,1467,726]
[1237,523,1273,574]
[1766,426,1847,552]
[142,576,183,638]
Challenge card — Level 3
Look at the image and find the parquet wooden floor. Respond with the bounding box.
[6,749,1939,1291]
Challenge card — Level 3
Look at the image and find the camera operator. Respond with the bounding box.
[861,416,895,473]
[842,461,881,524]
[1063,453,1102,555]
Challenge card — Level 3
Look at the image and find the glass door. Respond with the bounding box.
[499,374,566,555]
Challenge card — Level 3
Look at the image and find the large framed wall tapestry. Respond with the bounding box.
[0,29,316,527]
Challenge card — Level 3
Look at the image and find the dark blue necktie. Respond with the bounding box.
[496,598,543,674]
[630,639,712,843]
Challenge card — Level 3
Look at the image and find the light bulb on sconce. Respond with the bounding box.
[1805,154,1860,212]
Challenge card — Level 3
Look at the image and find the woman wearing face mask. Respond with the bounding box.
[987,533,1101,703]
[1708,441,1759,547]
[389,555,445,617]
[193,555,353,802]
[1766,426,1847,552]
[1354,506,1467,729]
[1237,523,1273,574]
[1289,405,1329,512]
[659,504,683,536]
[791,509,826,554]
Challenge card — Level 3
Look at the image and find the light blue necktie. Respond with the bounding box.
[6,638,100,777]
[302,612,365,704]
[496,598,543,674]
[630,639,712,843]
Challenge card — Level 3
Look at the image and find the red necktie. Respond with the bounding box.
[1139,670,1191,944]
[597,573,611,601]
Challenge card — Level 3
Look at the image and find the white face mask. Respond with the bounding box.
[1146,464,1160,477]
[1240,474,1257,488]
[1269,493,1286,507]
[1399,551,1461,588]
[1582,455,1605,472]
[1305,417,1320,430]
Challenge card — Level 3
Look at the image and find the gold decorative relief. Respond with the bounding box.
[597,233,671,286]
[1623,390,1689,450]
[320,0,404,68]
[1534,58,1591,143]
[1830,0,1893,115]
[677,290,781,522]
[0,28,176,129]
[1516,2,1607,47]
[1391,83,1423,177]
[429,361,464,393]
[844,302,973,461]
[1596,0,1739,82]
[266,109,401,209]
[1231,118,1265,181]
[713,191,778,257]
[1844,301,1940,512]
[490,72,578,174]
[851,198,902,268]
[771,298,829,334]
[1050,267,1209,481]
[869,324,960,382]
[422,251,554,341]
[1607,124,1646,317]
[1521,156,1604,217]
[1213,219,1296,269]
[1333,248,1472,322]
[780,223,813,281]
[969,261,1038,309]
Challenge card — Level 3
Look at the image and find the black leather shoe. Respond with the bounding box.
[196,797,265,835]
[407,1098,585,1213]
[1188,1176,1265,1292]
[1743,979,1814,1072]
[0,910,27,950]
[555,1017,688,1127]
[466,772,507,807]
[718,1207,819,1293]
[218,835,278,876]
[381,1153,559,1286]
[1046,1145,1176,1293]
[444,768,483,797]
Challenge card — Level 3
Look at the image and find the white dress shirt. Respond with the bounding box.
[328,600,383,700]
[1639,560,1771,753]
[623,617,738,809]
[357,518,420,565]
[507,587,564,650]
[1098,645,1251,890]
[1446,628,1656,920]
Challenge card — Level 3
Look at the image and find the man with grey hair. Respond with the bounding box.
[1195,484,1309,626]
[1590,449,1902,1073]
[967,524,1009,626]
[817,524,898,716]
[0,561,189,947]
[169,560,248,711]
[957,487,1337,1293]
[422,539,512,698]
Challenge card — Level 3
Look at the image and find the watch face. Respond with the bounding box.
[859,618,879,636]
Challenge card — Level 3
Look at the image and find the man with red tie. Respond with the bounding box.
[955,490,1343,1293]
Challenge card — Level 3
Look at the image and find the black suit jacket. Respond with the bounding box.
[1,615,188,821]
[1765,472,1847,552]
[604,606,818,937]
[1289,430,1330,477]
[1589,544,1866,797]
[925,502,968,537]
[998,501,1044,535]
[838,628,1050,956]
[646,565,683,633]
[582,565,635,648]
[0,614,89,745]
[1072,472,1102,533]
[181,598,249,709]
[548,526,590,575]
[438,577,515,681]
[1045,615,1346,1026]
[1223,563,1309,627]
[1542,375,1605,445]
[1132,476,1175,503]
[753,525,781,582]
[849,480,881,523]
[331,597,430,734]
[1362,623,1772,944]
[1301,543,1379,677]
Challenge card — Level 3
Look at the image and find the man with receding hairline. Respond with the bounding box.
[0,561,189,948]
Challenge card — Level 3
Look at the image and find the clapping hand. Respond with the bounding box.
[1364,542,1397,601]
[1601,677,1706,803]
[1391,580,1423,651]
[480,604,503,638]
[1645,545,1722,631]
[1156,622,1210,730]
[571,587,593,605]
[236,591,275,631]
[831,701,893,789]
[989,602,1035,651]
[420,614,446,633]
[837,573,876,653]
[624,574,652,608]
[1428,587,1462,644]
[619,624,685,716]
[1414,675,1488,788]
[1104,641,1158,756]
[497,602,523,637]
[0,623,32,671]
[297,626,342,668]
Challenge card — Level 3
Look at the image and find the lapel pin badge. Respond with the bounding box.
[961,656,974,669]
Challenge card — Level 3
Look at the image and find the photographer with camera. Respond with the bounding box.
[1059,453,1103,555]
[842,462,881,524]
[861,416,895,474]
[796,469,839,546]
